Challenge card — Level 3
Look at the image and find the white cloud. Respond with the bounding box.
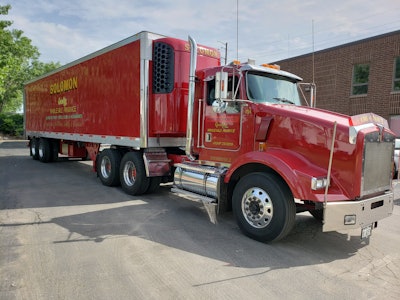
[5,0,400,64]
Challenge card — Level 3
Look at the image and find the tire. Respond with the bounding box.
[30,138,39,160]
[50,139,59,162]
[309,209,323,222]
[120,152,149,195]
[232,172,296,242]
[97,149,122,186]
[38,138,52,163]
[145,177,161,194]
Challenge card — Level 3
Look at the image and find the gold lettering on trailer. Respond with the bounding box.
[184,43,219,58]
[49,106,77,114]
[50,77,78,94]
[58,97,67,107]
[49,97,77,114]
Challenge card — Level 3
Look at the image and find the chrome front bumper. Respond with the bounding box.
[322,192,394,232]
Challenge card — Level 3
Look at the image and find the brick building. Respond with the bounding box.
[274,30,400,136]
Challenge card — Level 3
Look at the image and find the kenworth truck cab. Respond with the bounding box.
[173,36,395,242]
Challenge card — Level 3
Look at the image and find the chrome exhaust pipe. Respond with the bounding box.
[186,36,197,160]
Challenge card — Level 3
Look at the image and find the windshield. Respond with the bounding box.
[246,72,301,105]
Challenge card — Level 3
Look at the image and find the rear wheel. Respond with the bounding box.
[120,152,149,195]
[232,172,296,242]
[97,149,122,186]
[145,177,161,194]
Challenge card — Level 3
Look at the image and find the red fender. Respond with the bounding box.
[224,148,338,201]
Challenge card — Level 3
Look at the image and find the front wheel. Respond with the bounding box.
[309,209,323,222]
[232,172,296,242]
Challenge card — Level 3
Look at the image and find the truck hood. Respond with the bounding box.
[258,103,389,132]
[253,103,394,202]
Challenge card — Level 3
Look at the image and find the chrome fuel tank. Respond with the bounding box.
[174,165,221,199]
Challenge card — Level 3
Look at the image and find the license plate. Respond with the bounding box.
[361,224,373,239]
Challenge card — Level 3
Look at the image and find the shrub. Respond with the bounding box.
[0,113,24,137]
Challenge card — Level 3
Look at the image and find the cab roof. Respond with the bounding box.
[239,63,303,81]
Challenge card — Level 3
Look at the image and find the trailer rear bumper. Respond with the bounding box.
[322,192,394,232]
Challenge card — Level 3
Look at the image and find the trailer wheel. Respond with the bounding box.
[38,138,52,163]
[120,152,149,195]
[97,149,121,186]
[232,172,296,242]
[50,139,59,162]
[30,138,39,160]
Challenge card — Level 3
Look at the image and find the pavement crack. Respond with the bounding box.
[28,209,43,225]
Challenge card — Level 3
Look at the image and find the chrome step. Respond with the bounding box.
[171,187,217,205]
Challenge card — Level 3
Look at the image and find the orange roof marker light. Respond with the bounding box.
[261,63,280,70]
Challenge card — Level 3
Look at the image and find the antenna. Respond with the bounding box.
[236,0,239,60]
[218,41,228,65]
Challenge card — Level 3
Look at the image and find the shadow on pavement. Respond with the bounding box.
[0,152,130,210]
[48,191,367,271]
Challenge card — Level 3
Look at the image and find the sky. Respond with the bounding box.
[3,0,400,66]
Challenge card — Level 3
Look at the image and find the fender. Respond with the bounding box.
[225,148,343,201]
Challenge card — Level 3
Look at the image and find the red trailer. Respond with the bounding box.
[24,31,395,242]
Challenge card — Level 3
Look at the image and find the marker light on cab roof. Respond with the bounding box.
[261,63,280,70]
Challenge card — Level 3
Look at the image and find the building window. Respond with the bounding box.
[352,64,370,95]
[389,115,400,137]
[394,57,400,92]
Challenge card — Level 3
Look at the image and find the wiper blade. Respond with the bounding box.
[273,97,295,105]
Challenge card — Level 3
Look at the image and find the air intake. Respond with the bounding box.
[153,42,174,94]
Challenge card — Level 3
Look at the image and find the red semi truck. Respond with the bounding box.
[24,31,395,242]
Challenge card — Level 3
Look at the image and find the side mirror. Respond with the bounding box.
[215,71,228,99]
[212,99,227,114]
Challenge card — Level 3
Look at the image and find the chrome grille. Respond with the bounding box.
[361,135,393,196]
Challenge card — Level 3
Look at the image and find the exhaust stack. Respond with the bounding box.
[186,36,197,160]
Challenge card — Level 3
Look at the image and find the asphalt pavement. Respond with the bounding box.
[1,140,400,300]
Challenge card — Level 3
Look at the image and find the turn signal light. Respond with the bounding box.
[311,177,328,190]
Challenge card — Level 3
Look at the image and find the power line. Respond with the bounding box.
[238,18,400,61]
[234,6,400,61]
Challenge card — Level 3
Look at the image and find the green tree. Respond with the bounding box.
[0,4,60,113]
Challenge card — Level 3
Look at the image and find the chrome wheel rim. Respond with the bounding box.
[241,187,273,228]
[123,161,136,187]
[31,142,36,156]
[100,157,112,179]
[38,142,44,158]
